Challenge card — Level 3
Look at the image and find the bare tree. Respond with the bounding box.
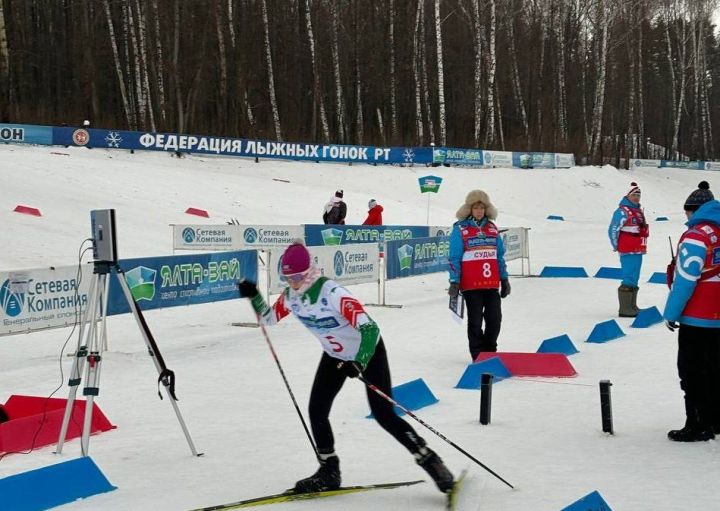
[260,0,282,141]
[389,0,399,141]
[328,0,346,143]
[434,0,446,146]
[484,0,497,146]
[304,0,329,142]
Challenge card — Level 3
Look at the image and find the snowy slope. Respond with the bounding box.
[1,143,719,511]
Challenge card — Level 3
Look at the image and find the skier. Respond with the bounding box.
[608,182,649,317]
[362,199,384,225]
[663,181,720,442]
[448,190,510,360]
[322,190,347,225]
[238,241,454,494]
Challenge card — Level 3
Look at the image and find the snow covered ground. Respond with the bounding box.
[0,143,718,511]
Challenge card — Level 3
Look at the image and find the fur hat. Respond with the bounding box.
[335,189,344,199]
[281,241,311,275]
[455,190,497,220]
[626,182,641,197]
[684,181,714,212]
[368,199,377,209]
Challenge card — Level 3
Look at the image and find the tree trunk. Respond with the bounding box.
[389,0,398,142]
[472,0,482,146]
[135,0,156,132]
[420,0,435,144]
[434,0,446,146]
[260,0,283,141]
[329,0,346,143]
[636,4,645,157]
[556,0,568,144]
[505,3,528,144]
[353,1,364,145]
[304,0,329,142]
[151,0,167,127]
[484,0,497,146]
[589,0,609,162]
[103,0,132,128]
[413,0,424,144]
[215,1,228,133]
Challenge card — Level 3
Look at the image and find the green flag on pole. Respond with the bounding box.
[419,175,443,193]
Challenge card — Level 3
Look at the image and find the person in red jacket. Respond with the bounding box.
[362,199,384,225]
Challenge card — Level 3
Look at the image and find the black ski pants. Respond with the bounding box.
[677,324,720,429]
[463,288,502,359]
[308,339,423,456]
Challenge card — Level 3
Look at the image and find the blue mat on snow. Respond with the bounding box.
[560,490,613,511]
[0,457,116,511]
[540,266,589,278]
[366,378,438,418]
[537,334,579,355]
[593,267,623,279]
[455,357,511,389]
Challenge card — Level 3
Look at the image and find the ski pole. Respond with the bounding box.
[358,375,515,489]
[255,312,320,461]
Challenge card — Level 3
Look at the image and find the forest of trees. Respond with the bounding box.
[0,0,719,164]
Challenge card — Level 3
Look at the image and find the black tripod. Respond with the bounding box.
[56,260,201,456]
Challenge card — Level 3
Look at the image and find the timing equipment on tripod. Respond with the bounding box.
[56,209,201,457]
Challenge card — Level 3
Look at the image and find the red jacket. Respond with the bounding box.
[362,204,384,225]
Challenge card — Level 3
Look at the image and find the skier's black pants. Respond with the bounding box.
[677,324,720,429]
[308,339,423,455]
[463,288,502,358]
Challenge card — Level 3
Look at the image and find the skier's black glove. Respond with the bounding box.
[339,361,364,379]
[448,282,460,297]
[238,280,259,298]
[500,279,511,298]
[665,320,679,332]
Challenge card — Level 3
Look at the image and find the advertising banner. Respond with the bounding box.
[483,150,514,168]
[660,160,705,170]
[304,224,429,247]
[500,227,528,262]
[512,152,555,169]
[106,250,257,315]
[1,265,92,336]
[52,126,429,165]
[432,148,484,166]
[630,159,661,169]
[703,161,720,171]
[267,244,379,294]
[173,224,303,251]
[0,124,53,145]
[428,226,452,237]
[554,153,576,168]
[385,236,450,280]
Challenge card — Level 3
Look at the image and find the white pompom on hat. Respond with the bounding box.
[626,182,641,197]
[455,190,497,220]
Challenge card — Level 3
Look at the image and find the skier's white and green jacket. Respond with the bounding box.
[250,276,380,367]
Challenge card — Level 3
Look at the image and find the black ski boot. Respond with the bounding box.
[667,425,715,442]
[415,447,455,493]
[294,455,341,493]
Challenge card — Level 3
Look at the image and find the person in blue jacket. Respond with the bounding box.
[663,181,720,442]
[608,182,649,317]
[448,190,509,360]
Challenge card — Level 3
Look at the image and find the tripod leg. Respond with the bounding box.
[116,270,202,456]
[56,273,100,454]
[81,351,102,456]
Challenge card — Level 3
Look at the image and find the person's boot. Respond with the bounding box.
[414,446,455,493]
[631,286,642,314]
[667,425,715,442]
[294,454,341,493]
[618,285,638,317]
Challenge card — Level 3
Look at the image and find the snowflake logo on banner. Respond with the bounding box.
[105,132,123,148]
[403,148,415,163]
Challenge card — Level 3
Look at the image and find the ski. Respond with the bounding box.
[188,479,425,510]
[446,469,469,511]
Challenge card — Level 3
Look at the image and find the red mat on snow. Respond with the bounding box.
[185,207,209,218]
[0,395,115,454]
[474,352,577,377]
[13,205,42,217]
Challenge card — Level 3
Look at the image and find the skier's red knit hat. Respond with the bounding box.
[281,241,311,276]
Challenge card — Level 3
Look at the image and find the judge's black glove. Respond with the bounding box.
[238,280,259,298]
[448,282,460,297]
[665,321,679,332]
[338,361,364,378]
[500,279,511,298]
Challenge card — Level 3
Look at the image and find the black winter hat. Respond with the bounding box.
[684,181,714,212]
[335,189,344,199]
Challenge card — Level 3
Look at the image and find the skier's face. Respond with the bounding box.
[627,192,641,205]
[471,202,486,220]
